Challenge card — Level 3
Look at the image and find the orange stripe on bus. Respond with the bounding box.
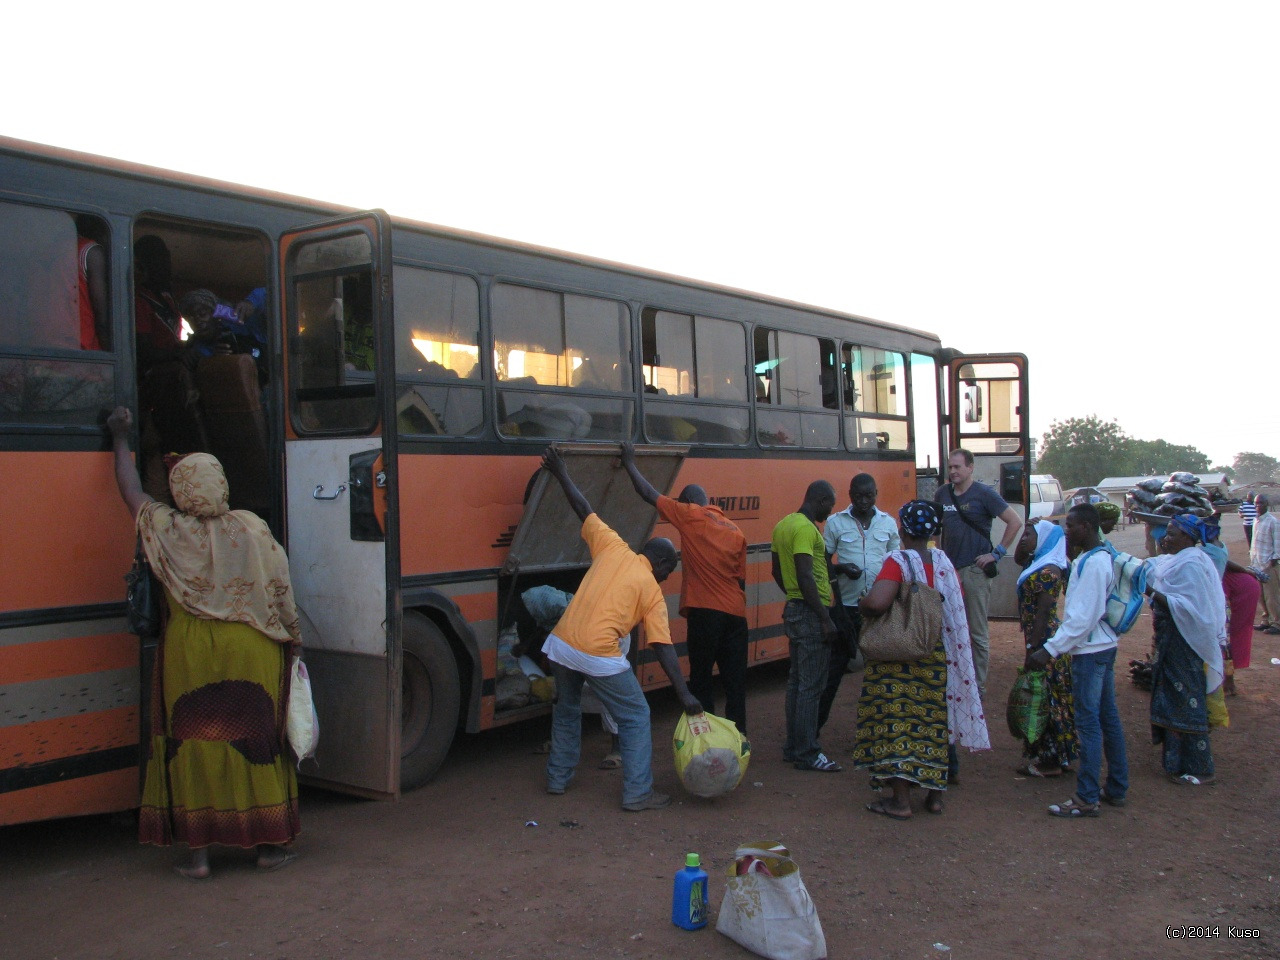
[0,768,139,827]
[450,592,496,624]
[0,451,136,613]
[0,632,138,684]
[0,706,138,767]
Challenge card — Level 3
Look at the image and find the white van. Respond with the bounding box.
[1028,474,1065,521]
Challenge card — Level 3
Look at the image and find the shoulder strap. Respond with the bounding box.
[943,484,995,551]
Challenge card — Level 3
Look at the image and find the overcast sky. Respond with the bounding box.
[7,2,1277,467]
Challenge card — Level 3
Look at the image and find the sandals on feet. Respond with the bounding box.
[1047,797,1100,818]
[597,751,622,770]
[866,800,911,821]
[924,792,944,815]
[1100,789,1127,807]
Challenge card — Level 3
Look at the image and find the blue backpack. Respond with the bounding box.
[1080,541,1149,635]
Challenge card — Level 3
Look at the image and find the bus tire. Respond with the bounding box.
[400,614,461,791]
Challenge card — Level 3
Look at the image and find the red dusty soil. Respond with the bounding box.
[3,519,1277,960]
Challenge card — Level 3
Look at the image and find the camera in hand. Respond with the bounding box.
[982,559,1000,579]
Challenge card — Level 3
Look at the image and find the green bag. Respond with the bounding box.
[1006,667,1050,745]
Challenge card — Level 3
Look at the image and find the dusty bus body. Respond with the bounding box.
[0,137,1030,823]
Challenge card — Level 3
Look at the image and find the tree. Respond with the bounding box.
[1210,465,1236,481]
[1037,417,1214,489]
[1037,416,1132,489]
[1232,452,1280,483]
[1127,439,1211,478]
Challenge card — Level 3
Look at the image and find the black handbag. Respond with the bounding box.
[124,535,163,636]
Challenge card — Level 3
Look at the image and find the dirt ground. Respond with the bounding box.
[3,515,1278,960]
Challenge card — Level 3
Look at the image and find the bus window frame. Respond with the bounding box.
[751,324,841,450]
[490,277,636,444]
[0,198,118,438]
[840,341,913,455]
[638,304,750,447]
[284,224,384,439]
[391,260,487,441]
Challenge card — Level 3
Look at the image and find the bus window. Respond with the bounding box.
[842,345,909,452]
[753,327,838,448]
[394,266,483,437]
[910,352,939,469]
[0,201,113,427]
[493,283,633,441]
[288,232,379,434]
[955,360,1022,453]
[640,308,749,444]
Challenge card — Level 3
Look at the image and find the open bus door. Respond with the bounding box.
[943,353,1030,619]
[279,212,401,798]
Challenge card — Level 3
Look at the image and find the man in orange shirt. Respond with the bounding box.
[540,447,703,812]
[622,442,750,733]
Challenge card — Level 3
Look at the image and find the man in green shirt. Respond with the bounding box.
[771,480,841,772]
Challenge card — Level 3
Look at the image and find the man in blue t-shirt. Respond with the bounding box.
[934,448,1022,697]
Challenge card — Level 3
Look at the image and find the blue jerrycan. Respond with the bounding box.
[672,852,709,930]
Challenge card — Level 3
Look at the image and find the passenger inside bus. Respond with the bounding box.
[132,224,272,513]
[74,214,110,351]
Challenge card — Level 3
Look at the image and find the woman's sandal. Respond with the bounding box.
[865,800,911,821]
[1047,797,1100,818]
[924,792,943,815]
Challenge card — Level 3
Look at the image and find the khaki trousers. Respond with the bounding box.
[958,564,992,695]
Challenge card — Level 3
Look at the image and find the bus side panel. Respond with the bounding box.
[0,624,140,826]
[398,450,917,727]
[0,452,135,613]
[398,451,917,578]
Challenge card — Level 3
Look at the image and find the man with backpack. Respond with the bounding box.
[1029,504,1130,818]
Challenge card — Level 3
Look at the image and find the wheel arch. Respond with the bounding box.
[402,587,483,734]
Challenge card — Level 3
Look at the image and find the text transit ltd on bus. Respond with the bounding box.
[0,137,1030,824]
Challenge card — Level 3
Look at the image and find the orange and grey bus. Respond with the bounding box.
[0,136,1031,824]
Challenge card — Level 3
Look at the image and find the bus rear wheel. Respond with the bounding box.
[400,614,460,791]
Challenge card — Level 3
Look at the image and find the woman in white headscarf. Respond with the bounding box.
[1013,520,1077,777]
[1145,513,1227,786]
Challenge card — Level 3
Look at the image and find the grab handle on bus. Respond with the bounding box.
[313,483,348,501]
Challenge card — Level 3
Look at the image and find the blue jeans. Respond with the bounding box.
[547,660,653,804]
[1071,648,1129,805]
[783,600,830,765]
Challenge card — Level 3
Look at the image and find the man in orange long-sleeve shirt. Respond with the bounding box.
[622,442,750,733]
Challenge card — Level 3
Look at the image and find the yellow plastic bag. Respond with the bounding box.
[673,712,751,798]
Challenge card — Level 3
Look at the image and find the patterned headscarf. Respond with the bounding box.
[899,499,942,538]
[137,453,300,644]
[1168,512,1208,543]
[169,453,230,517]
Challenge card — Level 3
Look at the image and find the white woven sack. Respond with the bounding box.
[716,845,827,960]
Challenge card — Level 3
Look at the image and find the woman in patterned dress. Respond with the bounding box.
[108,407,301,879]
[854,500,988,820]
[1014,520,1078,777]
